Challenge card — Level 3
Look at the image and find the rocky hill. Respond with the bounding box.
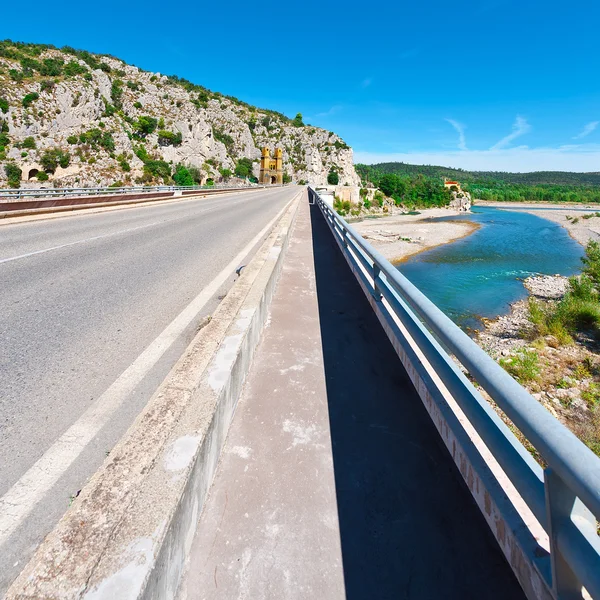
[0,41,359,188]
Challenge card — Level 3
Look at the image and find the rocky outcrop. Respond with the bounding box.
[449,190,472,211]
[0,43,359,188]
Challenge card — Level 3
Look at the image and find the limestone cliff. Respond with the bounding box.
[0,42,359,188]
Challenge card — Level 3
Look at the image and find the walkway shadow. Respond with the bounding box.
[309,202,526,600]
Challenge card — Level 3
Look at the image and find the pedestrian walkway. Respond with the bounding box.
[178,198,527,599]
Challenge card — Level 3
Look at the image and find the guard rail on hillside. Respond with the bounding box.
[0,183,274,201]
[309,187,600,600]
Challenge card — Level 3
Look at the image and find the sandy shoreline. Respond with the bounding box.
[477,201,600,247]
[351,208,479,263]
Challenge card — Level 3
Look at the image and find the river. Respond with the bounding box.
[398,206,584,330]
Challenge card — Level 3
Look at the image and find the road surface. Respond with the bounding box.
[0,186,296,592]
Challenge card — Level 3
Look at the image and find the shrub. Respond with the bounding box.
[205,178,214,186]
[22,136,36,149]
[63,61,88,77]
[188,166,202,184]
[40,148,70,173]
[109,180,123,187]
[283,173,292,184]
[327,169,339,185]
[292,113,304,127]
[0,132,9,148]
[110,79,123,109]
[298,179,307,185]
[37,171,49,181]
[39,58,64,76]
[213,127,234,150]
[157,130,182,146]
[135,115,158,137]
[22,92,39,108]
[173,165,194,186]
[143,159,171,180]
[5,163,21,188]
[219,168,232,179]
[67,135,78,144]
[40,80,55,92]
[99,62,112,73]
[21,151,28,158]
[0,98,8,113]
[133,101,142,109]
[499,349,540,383]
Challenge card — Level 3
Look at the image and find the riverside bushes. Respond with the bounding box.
[528,241,600,344]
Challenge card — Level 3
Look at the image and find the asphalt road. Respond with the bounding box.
[0,186,297,592]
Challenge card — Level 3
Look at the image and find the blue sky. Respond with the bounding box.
[3,0,600,171]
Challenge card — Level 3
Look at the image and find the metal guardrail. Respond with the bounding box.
[309,187,600,599]
[0,183,271,201]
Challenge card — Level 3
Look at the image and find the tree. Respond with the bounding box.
[292,113,304,127]
[327,169,339,185]
[40,149,70,173]
[173,165,194,186]
[282,173,292,184]
[219,168,232,179]
[235,157,253,178]
[5,163,21,188]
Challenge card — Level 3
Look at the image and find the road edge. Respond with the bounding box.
[6,190,303,599]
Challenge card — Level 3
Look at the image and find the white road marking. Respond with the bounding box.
[0,221,162,264]
[0,188,285,265]
[0,190,296,546]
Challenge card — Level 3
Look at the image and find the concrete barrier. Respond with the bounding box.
[6,191,302,599]
[0,188,254,219]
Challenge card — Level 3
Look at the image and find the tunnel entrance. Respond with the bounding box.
[28,169,39,180]
[270,176,277,184]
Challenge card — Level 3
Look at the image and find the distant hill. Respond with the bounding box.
[356,162,600,187]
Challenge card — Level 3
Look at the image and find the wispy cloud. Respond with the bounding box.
[354,144,600,173]
[315,105,343,118]
[361,77,372,88]
[573,121,599,140]
[490,115,531,150]
[445,118,467,151]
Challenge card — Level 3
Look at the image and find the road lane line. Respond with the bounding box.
[0,190,297,547]
[0,221,163,264]
[0,188,284,265]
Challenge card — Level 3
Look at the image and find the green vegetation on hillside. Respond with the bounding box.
[357,162,600,204]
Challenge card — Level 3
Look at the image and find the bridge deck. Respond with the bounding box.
[178,198,526,599]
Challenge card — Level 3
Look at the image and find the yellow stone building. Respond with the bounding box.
[259,147,283,184]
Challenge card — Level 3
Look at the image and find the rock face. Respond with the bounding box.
[449,190,472,211]
[0,44,360,188]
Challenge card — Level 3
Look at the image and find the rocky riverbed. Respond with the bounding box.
[476,274,599,456]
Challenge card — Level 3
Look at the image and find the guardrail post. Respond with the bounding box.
[544,468,593,599]
[372,264,383,302]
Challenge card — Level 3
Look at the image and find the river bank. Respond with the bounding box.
[476,274,600,457]
[351,208,479,262]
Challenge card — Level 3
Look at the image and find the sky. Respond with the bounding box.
[2,0,600,172]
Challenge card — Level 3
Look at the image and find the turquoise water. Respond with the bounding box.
[398,206,585,330]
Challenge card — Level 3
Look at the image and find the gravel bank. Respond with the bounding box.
[351,208,479,262]
[476,275,569,357]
